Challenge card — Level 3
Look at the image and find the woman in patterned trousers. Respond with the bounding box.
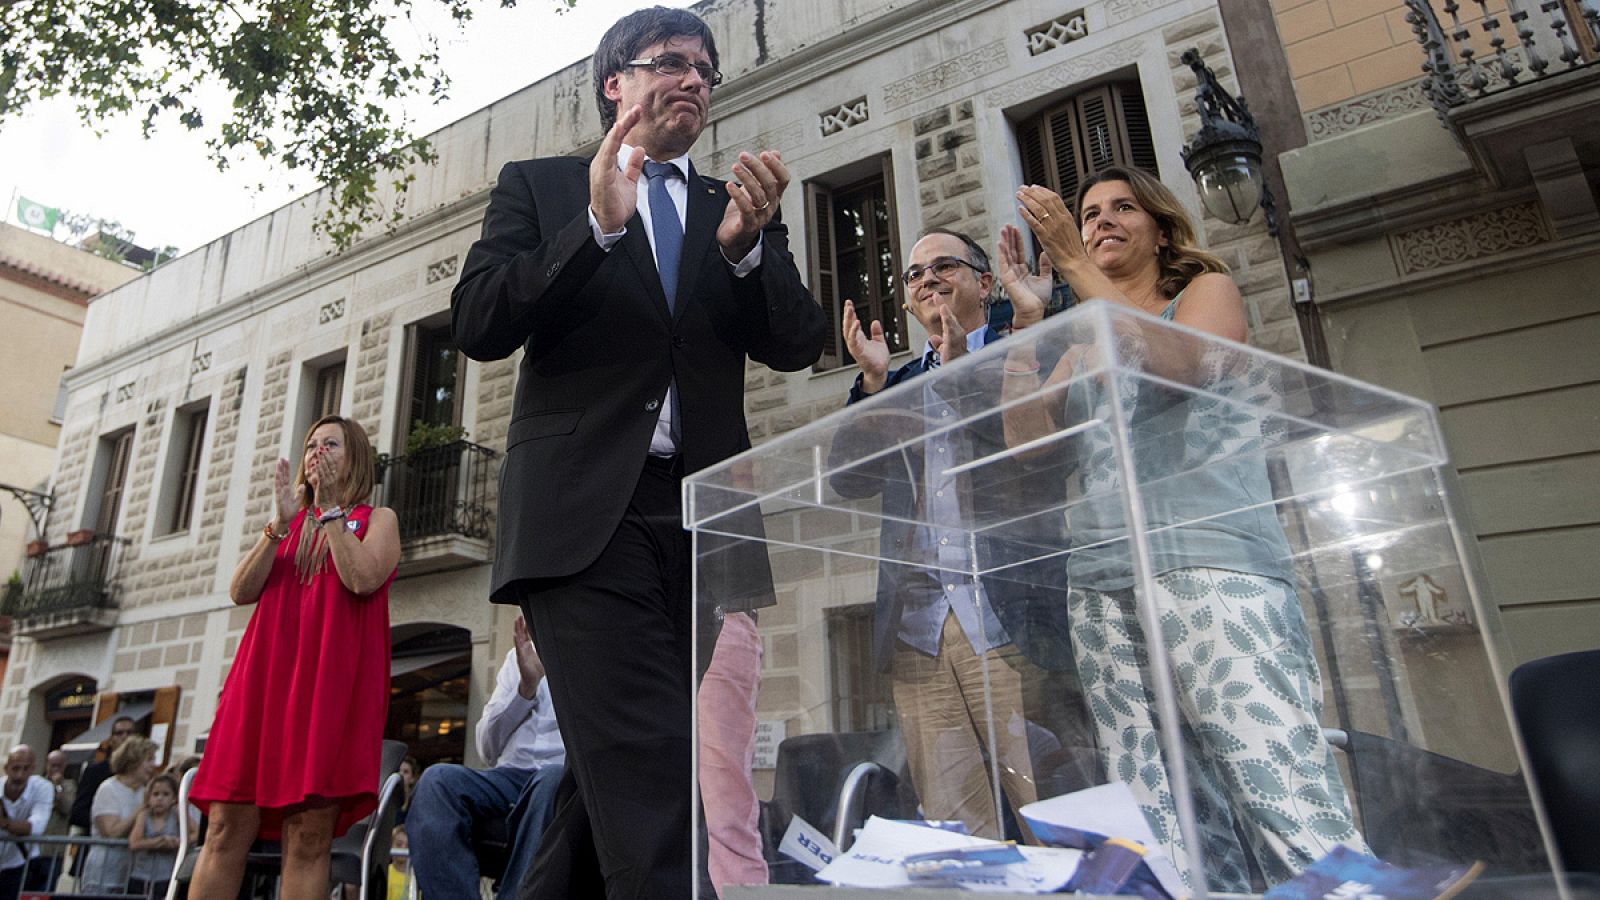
[994,167,1366,891]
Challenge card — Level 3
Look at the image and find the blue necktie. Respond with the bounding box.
[925,350,941,370]
[644,161,683,312]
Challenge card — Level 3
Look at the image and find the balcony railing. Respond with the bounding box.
[374,440,497,576]
[1,534,129,637]
[1406,0,1600,117]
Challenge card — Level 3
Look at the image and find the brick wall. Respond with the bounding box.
[1275,0,1444,112]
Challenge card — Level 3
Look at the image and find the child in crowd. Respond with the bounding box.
[388,823,416,900]
[127,773,183,897]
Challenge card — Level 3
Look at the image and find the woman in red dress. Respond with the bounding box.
[189,414,401,899]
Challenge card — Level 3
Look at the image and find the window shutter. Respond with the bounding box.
[96,430,134,536]
[1021,80,1154,212]
[1019,117,1048,192]
[1077,85,1117,173]
[1045,105,1084,205]
[879,154,905,355]
[92,692,119,734]
[1114,83,1159,175]
[807,181,842,369]
[151,686,181,765]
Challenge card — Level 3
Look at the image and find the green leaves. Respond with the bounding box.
[1,0,534,250]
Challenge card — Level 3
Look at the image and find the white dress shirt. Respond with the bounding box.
[587,143,763,456]
[476,650,566,771]
[0,775,54,870]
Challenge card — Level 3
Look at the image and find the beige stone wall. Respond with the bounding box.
[238,352,293,556]
[0,288,84,446]
[1274,0,1430,112]
[0,0,1326,762]
[0,223,130,577]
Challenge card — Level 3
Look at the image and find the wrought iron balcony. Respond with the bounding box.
[2,533,129,638]
[1406,0,1599,111]
[1405,1,1600,236]
[374,440,497,577]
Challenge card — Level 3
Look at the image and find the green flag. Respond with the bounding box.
[15,196,60,232]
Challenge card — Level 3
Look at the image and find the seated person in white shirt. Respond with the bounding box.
[409,616,566,899]
[0,745,53,900]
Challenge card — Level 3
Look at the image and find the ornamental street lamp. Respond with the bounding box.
[1179,48,1279,235]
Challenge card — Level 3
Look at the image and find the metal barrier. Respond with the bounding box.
[0,831,182,898]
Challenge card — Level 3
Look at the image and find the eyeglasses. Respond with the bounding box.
[112,729,133,737]
[624,55,724,88]
[901,256,987,287]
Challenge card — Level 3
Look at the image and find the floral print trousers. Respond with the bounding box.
[1068,567,1367,891]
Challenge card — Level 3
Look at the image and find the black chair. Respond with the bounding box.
[1328,728,1547,873]
[1511,648,1600,874]
[472,816,512,885]
[758,729,918,884]
[166,739,408,899]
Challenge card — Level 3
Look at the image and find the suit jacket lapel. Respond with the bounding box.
[617,211,673,325]
[675,167,723,324]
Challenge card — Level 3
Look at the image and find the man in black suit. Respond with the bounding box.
[451,7,825,898]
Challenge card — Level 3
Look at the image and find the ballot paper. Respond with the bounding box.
[1019,782,1188,899]
[814,816,1082,892]
[1262,846,1484,900]
[777,814,839,873]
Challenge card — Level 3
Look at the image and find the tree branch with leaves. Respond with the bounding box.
[1,0,576,250]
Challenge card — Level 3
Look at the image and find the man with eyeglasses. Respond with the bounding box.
[830,228,1091,841]
[452,6,823,899]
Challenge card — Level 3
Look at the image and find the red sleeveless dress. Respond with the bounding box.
[191,505,393,839]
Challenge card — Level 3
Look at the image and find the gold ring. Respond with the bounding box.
[1040,212,1052,221]
[754,201,770,210]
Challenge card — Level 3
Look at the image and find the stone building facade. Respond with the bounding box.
[0,224,135,727]
[1270,0,1600,665]
[3,0,1472,774]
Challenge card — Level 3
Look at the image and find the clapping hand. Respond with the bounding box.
[930,304,970,363]
[1016,185,1087,271]
[590,105,647,234]
[998,224,1052,330]
[513,615,545,700]
[718,150,788,260]
[273,458,303,530]
[306,448,339,505]
[842,299,890,394]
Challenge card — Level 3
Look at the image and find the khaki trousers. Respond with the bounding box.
[891,611,1038,840]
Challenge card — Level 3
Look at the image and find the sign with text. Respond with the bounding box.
[752,718,786,769]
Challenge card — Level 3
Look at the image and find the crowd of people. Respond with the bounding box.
[0,721,199,899]
[0,6,1371,899]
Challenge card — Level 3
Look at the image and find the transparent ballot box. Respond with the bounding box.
[685,301,1560,897]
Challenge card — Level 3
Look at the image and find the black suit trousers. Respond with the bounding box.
[518,455,694,900]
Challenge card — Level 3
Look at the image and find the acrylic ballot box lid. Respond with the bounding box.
[685,301,1561,897]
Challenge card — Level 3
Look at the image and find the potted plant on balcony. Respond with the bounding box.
[2,571,21,615]
[396,421,470,537]
[405,420,469,456]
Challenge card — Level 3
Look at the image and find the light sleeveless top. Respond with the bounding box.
[1063,291,1296,590]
